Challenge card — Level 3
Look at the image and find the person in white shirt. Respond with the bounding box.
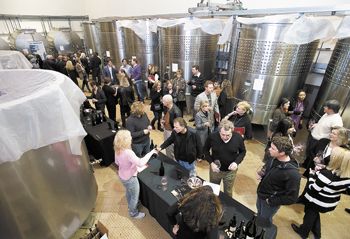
[303,99,343,168]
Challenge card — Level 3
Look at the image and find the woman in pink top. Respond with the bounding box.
[114,130,158,219]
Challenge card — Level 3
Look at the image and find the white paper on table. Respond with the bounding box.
[137,164,148,173]
[203,181,220,196]
[101,234,108,239]
[172,63,178,72]
[253,78,264,91]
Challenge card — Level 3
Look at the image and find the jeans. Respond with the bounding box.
[178,160,196,176]
[134,80,144,102]
[256,197,280,226]
[151,111,162,129]
[132,138,150,157]
[209,168,237,196]
[120,176,140,217]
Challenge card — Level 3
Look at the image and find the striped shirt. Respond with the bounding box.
[304,169,350,213]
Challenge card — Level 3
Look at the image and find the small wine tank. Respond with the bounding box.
[82,22,102,57]
[47,28,83,55]
[311,38,350,128]
[9,29,51,54]
[228,21,318,125]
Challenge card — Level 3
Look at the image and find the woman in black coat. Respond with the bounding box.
[224,101,253,140]
[150,82,163,131]
[117,76,134,127]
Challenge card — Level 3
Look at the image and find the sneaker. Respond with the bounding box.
[189,118,195,122]
[132,212,145,219]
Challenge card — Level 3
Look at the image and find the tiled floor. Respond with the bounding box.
[71,93,350,239]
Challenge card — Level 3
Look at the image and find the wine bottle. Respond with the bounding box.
[159,159,165,176]
[245,215,257,239]
[150,140,155,150]
[224,215,237,239]
[255,229,265,239]
[235,220,245,239]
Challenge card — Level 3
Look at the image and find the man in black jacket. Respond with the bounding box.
[256,136,301,226]
[204,119,246,196]
[187,65,204,121]
[90,52,102,85]
[160,117,202,175]
[162,94,182,159]
[102,77,118,122]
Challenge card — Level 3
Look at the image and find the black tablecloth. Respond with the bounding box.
[138,153,277,239]
[83,119,116,166]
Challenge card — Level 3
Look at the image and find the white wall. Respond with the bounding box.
[1,0,349,19]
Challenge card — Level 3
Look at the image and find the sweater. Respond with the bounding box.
[203,131,246,171]
[160,127,202,164]
[304,169,350,213]
[126,114,150,144]
[257,158,301,206]
[115,149,153,180]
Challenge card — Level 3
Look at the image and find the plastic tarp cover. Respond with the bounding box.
[237,14,350,44]
[0,50,33,69]
[156,17,225,35]
[0,69,87,164]
[116,19,158,41]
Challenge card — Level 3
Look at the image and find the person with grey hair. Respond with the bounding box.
[161,94,182,159]
[203,119,246,196]
[303,99,343,169]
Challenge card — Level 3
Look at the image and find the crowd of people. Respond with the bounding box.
[25,51,350,239]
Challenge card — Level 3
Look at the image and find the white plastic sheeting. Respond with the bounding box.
[236,14,350,44]
[117,17,226,41]
[0,70,87,164]
[0,50,33,69]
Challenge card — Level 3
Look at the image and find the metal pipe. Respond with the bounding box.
[3,18,11,34]
[16,17,21,29]
[0,14,89,21]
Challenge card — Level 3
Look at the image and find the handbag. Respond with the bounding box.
[154,103,162,111]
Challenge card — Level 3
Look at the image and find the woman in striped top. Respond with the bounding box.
[291,147,350,239]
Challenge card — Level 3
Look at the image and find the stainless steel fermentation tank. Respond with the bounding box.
[9,29,50,54]
[97,19,158,72]
[98,20,125,66]
[158,24,219,93]
[82,22,102,56]
[47,28,83,55]
[0,142,97,238]
[228,22,318,125]
[312,38,350,128]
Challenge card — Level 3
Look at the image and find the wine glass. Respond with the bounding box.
[160,176,168,186]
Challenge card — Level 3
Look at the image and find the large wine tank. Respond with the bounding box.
[82,22,102,56]
[311,38,350,128]
[119,19,159,75]
[158,22,219,92]
[98,20,125,67]
[0,38,11,50]
[9,29,50,54]
[47,28,83,55]
[228,21,318,125]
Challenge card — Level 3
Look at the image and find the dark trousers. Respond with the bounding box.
[106,104,116,122]
[151,111,162,129]
[298,205,321,238]
[304,134,319,168]
[176,101,186,116]
[120,105,131,127]
[92,68,101,85]
[82,79,91,92]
